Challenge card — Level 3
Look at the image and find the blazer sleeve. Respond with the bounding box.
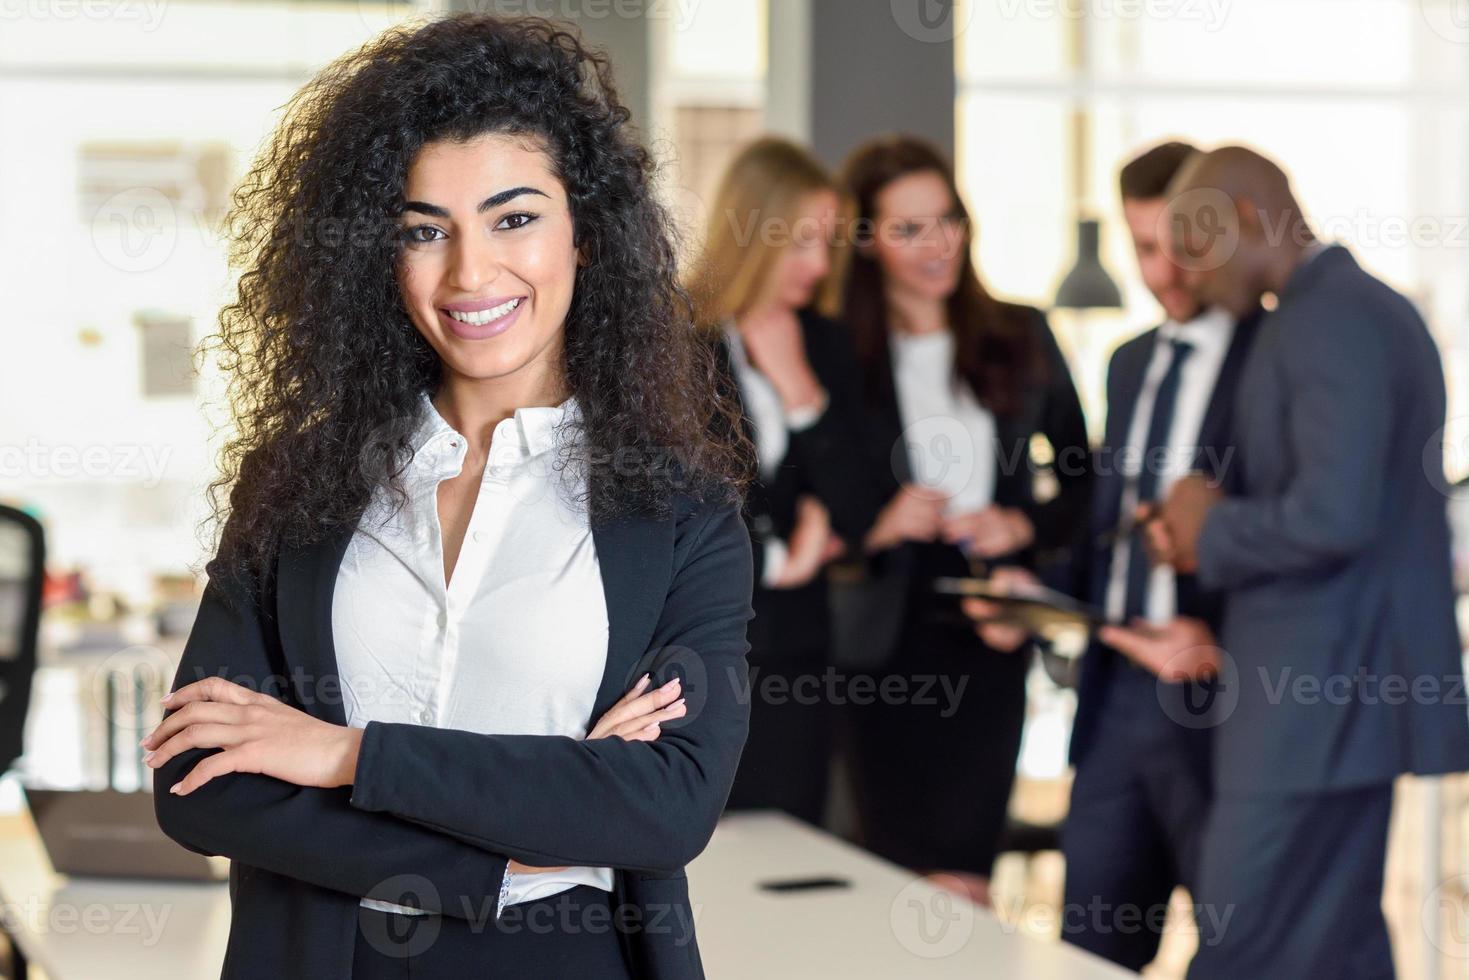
[1026,310,1093,557]
[346,499,754,874]
[1197,306,1393,590]
[152,567,508,920]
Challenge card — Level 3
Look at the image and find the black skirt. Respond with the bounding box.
[839,541,1029,875]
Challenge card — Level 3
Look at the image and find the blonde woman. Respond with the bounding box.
[686,137,881,825]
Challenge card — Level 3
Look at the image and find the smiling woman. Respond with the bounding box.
[145,13,756,980]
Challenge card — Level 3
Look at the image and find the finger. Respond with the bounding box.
[163,676,267,710]
[147,722,250,769]
[618,722,662,743]
[617,673,652,704]
[610,698,686,739]
[167,747,245,796]
[142,701,248,751]
[596,676,681,732]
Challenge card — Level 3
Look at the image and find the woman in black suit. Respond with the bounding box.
[837,136,1091,905]
[141,16,754,980]
[686,138,879,825]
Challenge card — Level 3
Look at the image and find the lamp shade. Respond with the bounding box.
[1054,218,1122,309]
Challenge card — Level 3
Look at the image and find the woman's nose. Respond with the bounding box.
[447,234,500,293]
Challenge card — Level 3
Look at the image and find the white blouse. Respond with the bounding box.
[333,389,613,917]
[889,327,997,517]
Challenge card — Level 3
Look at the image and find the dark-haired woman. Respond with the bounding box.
[141,15,754,980]
[686,137,880,826]
[837,136,1090,906]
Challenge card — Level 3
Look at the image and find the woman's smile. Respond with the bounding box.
[437,295,526,340]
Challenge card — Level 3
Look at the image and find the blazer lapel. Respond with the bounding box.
[277,526,355,727]
[589,513,674,719]
[1194,306,1264,478]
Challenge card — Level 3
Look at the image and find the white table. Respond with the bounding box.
[690,812,1131,978]
[0,812,231,980]
[0,810,1127,979]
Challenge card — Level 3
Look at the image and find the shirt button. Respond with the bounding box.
[419,708,433,724]
[437,610,448,630]
[472,530,484,543]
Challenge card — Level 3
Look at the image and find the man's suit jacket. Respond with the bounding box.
[1068,310,1261,766]
[154,494,754,980]
[1198,245,1469,795]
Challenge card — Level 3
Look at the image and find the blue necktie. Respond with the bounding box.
[1123,338,1194,621]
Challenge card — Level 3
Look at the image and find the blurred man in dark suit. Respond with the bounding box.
[1107,145,1469,979]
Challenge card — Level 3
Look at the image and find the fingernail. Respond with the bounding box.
[160,692,174,704]
[675,698,686,708]
[138,736,150,748]
[168,782,181,794]
[660,677,680,691]
[635,673,651,690]
[143,751,155,763]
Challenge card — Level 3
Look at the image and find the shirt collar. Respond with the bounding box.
[409,389,579,464]
[1157,306,1233,357]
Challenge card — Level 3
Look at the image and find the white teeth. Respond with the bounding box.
[446,297,522,325]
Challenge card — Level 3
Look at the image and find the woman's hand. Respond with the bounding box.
[943,505,1034,559]
[513,673,688,875]
[960,566,1039,653]
[585,673,686,741]
[142,676,362,797]
[864,483,946,553]
[770,496,842,589]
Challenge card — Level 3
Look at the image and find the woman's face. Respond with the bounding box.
[764,188,839,312]
[395,132,579,388]
[869,169,968,304]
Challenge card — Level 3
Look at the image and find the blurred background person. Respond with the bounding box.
[1109,145,1469,980]
[687,137,881,825]
[835,135,1091,906]
[968,140,1264,970]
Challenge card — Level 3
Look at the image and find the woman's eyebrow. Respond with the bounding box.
[399,186,550,218]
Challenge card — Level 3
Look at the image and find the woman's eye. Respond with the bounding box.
[496,212,539,231]
[401,225,444,245]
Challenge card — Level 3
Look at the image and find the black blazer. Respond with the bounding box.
[845,305,1091,663]
[154,495,754,980]
[1068,309,1261,767]
[713,309,882,655]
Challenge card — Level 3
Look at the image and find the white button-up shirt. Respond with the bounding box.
[1105,308,1236,623]
[890,327,997,518]
[333,389,613,917]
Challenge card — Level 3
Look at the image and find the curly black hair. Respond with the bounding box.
[200,12,752,601]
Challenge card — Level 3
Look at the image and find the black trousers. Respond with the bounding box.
[350,886,633,979]
[1187,783,1395,980]
[1061,664,1212,971]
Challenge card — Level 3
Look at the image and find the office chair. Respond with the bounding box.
[0,504,44,776]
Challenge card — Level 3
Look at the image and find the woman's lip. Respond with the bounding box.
[437,298,525,340]
[440,295,525,314]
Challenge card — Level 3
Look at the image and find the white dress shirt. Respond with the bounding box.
[1105,308,1236,623]
[889,327,997,518]
[333,389,613,917]
[722,319,828,587]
